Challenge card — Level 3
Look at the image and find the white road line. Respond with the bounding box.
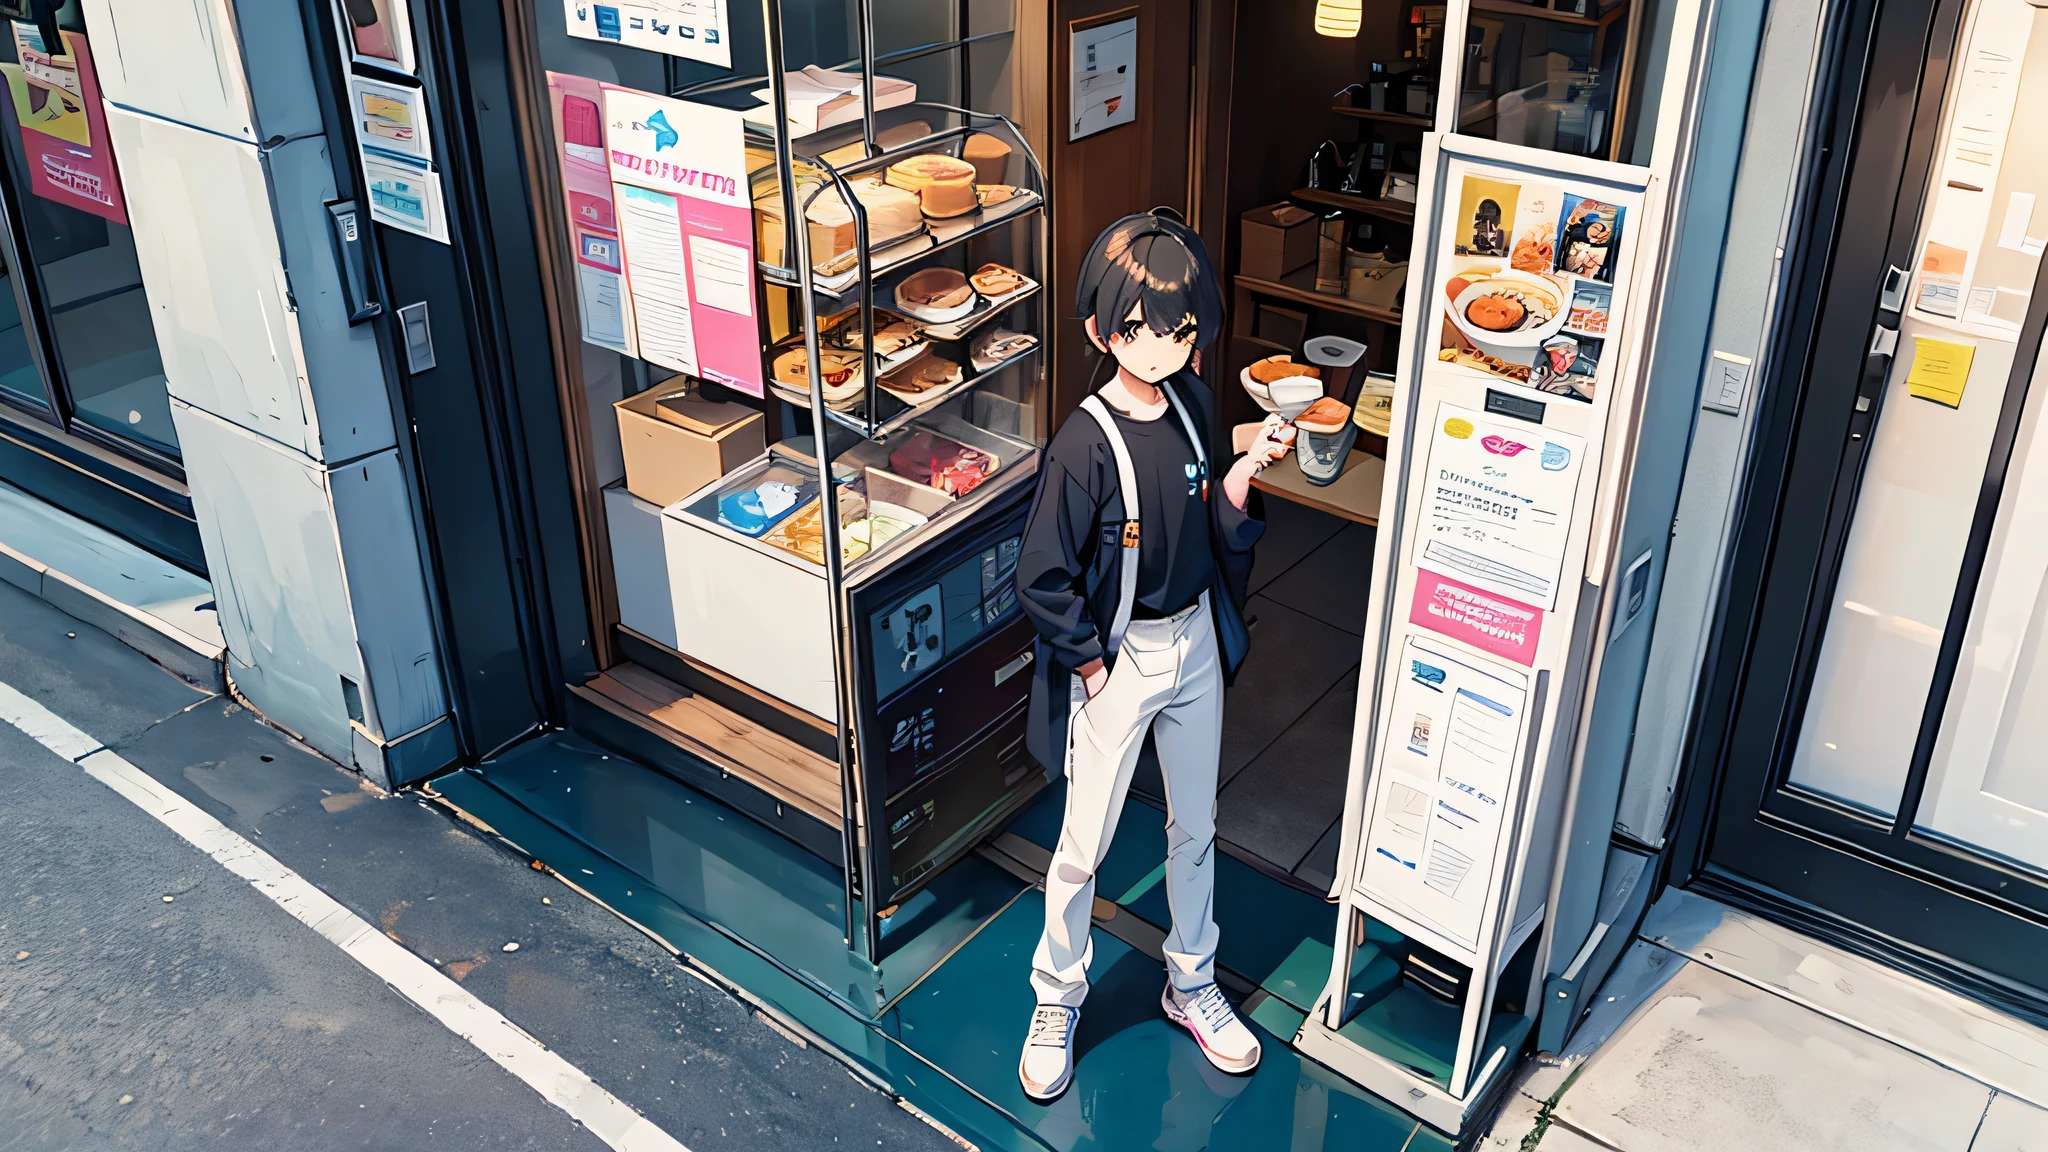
[0,680,690,1152]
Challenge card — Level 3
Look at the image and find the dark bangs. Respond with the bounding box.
[1076,214,1224,348]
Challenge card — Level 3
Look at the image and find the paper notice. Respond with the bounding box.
[1917,241,1969,318]
[615,184,699,375]
[602,87,762,395]
[1906,336,1977,408]
[1998,191,2036,252]
[1414,404,1587,611]
[1360,637,1529,950]
[686,234,753,316]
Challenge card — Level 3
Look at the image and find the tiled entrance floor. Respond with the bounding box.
[1480,891,2048,1152]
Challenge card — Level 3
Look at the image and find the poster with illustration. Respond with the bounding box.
[341,0,416,72]
[1558,194,1623,282]
[565,0,733,69]
[1434,172,1631,401]
[1069,15,1136,141]
[1454,175,1518,257]
[602,86,761,396]
[0,24,125,224]
[549,72,638,357]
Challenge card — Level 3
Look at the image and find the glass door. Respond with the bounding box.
[1699,0,2048,1000]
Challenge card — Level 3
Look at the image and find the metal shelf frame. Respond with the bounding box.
[755,0,1050,963]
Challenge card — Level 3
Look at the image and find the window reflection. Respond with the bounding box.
[0,9,175,457]
[0,249,44,403]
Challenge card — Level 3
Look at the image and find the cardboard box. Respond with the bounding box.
[1239,203,1319,281]
[616,383,765,508]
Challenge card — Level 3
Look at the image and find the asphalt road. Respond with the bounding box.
[0,580,952,1152]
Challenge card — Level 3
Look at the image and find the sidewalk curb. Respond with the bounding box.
[0,538,224,689]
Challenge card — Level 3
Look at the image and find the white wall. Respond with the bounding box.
[84,0,451,780]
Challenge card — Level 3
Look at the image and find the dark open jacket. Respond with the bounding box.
[1015,370,1264,777]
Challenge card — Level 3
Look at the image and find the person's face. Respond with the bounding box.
[1089,301,1196,384]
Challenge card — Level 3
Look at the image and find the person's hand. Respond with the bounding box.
[1079,658,1108,699]
[1223,416,1292,510]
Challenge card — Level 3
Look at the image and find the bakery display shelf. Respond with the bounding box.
[916,279,1041,343]
[1331,106,1434,128]
[768,342,1042,442]
[1236,271,1403,325]
[1289,186,1416,224]
[758,190,1043,296]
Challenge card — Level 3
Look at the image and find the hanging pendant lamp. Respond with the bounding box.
[1314,0,1363,37]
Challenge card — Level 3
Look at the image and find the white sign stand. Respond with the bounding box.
[1295,131,1657,1135]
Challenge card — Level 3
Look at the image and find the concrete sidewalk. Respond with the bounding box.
[0,576,953,1150]
[1480,889,2048,1152]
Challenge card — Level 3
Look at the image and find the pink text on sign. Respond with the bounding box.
[1409,569,1543,665]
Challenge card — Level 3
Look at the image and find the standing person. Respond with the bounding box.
[1013,211,1290,1102]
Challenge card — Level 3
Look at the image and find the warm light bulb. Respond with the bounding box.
[1314,0,1363,37]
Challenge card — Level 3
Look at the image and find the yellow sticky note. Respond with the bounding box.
[1907,337,1976,408]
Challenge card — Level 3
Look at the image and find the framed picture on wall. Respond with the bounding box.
[338,0,416,75]
[1069,10,1137,142]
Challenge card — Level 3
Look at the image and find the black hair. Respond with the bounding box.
[1075,210,1224,351]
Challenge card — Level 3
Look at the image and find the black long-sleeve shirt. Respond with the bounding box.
[1109,404,1217,618]
[1015,371,1263,773]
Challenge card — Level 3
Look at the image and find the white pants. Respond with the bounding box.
[1031,595,1224,1007]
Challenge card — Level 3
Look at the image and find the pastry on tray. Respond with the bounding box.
[1246,355,1322,384]
[975,184,1019,209]
[969,263,1029,298]
[764,498,872,566]
[888,430,997,498]
[773,345,865,407]
[1294,396,1354,434]
[824,307,925,360]
[895,267,978,322]
[885,154,980,218]
[962,132,1013,185]
[761,177,925,274]
[970,328,1038,371]
[879,349,965,403]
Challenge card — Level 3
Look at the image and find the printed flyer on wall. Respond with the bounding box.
[603,86,761,396]
[1899,0,2044,337]
[549,72,638,357]
[0,24,126,223]
[350,74,448,243]
[1412,402,1586,613]
[566,0,733,69]
[1436,174,1625,401]
[1359,636,1529,951]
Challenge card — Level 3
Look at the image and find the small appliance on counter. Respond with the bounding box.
[1298,335,1369,486]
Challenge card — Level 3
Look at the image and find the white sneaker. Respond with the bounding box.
[1163,982,1261,1074]
[1018,1004,1078,1101]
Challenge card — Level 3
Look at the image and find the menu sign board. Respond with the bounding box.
[1349,140,1648,962]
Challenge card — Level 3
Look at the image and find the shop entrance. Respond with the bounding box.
[1690,0,2048,1006]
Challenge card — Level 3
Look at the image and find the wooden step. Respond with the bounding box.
[574,662,842,825]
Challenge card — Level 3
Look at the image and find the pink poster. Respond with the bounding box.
[548,72,636,357]
[2,25,126,224]
[601,86,762,397]
[1409,569,1544,666]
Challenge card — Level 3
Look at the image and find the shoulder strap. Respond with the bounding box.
[1078,394,1141,656]
[1160,381,1207,470]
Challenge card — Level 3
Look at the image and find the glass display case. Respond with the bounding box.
[536,0,1048,961]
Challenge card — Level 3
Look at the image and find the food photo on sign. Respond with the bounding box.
[1436,174,1626,402]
